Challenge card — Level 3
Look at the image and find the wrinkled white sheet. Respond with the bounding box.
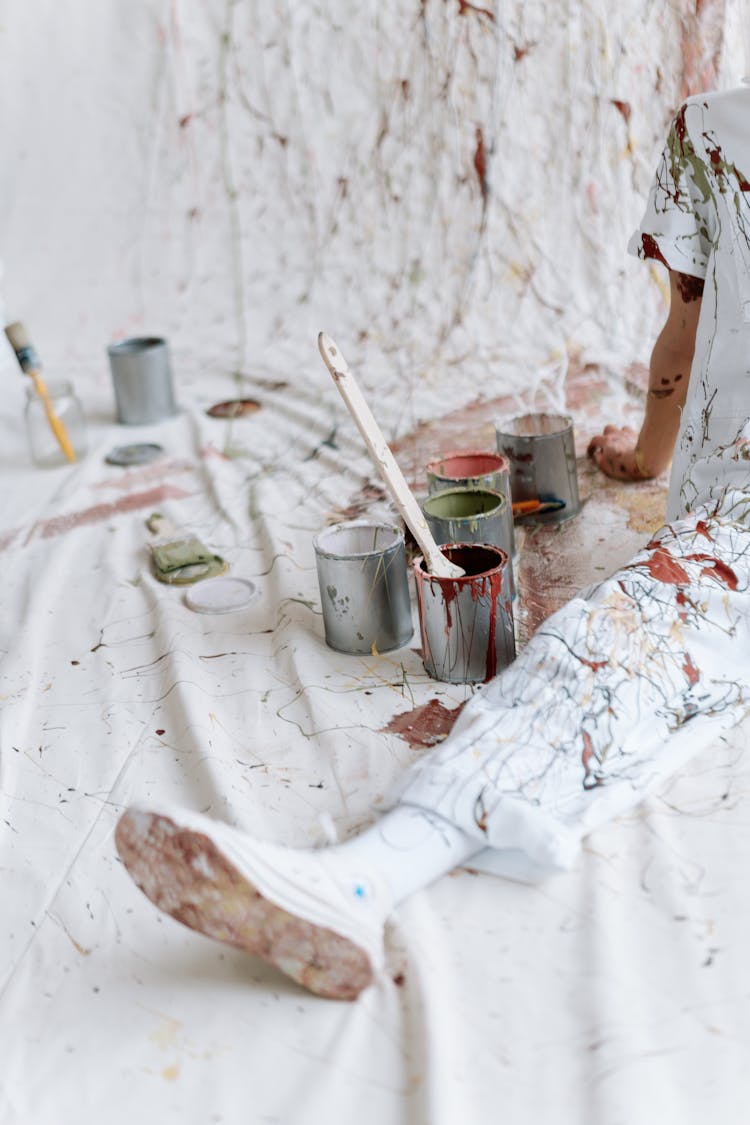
[1,357,750,1125]
[2,1,750,1121]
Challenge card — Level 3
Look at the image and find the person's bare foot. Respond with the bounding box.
[115,807,388,1001]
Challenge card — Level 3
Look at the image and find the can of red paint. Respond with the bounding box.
[314,520,413,654]
[495,413,580,523]
[425,449,515,556]
[413,543,515,684]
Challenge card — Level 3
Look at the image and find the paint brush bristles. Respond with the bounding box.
[5,321,76,463]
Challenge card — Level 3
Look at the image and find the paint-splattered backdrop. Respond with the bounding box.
[0,0,746,418]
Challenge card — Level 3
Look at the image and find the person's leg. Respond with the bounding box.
[117,506,750,999]
[387,507,750,876]
[115,802,478,1000]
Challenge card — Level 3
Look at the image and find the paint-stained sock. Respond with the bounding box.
[116,804,393,1001]
[332,804,481,906]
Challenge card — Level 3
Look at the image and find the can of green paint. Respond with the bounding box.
[425,449,515,556]
[421,487,511,556]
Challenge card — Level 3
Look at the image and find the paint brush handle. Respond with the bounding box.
[29,371,77,462]
[318,332,464,579]
[5,321,77,463]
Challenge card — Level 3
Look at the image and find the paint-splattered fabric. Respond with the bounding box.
[386,506,750,879]
[627,86,750,522]
[386,90,750,880]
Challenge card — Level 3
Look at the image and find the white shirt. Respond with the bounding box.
[628,86,750,522]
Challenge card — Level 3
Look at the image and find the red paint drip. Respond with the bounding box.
[414,545,510,682]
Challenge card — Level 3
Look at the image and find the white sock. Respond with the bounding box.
[331,804,481,906]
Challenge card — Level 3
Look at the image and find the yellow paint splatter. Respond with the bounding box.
[162,1063,180,1082]
[648,264,670,306]
[150,1015,182,1051]
[612,487,666,535]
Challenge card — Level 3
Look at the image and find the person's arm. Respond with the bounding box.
[587,269,703,481]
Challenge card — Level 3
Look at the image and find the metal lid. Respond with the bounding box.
[105,443,165,466]
[184,577,259,614]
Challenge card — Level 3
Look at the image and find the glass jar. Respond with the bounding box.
[24,380,87,467]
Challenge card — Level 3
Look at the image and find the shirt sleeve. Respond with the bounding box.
[627,101,715,279]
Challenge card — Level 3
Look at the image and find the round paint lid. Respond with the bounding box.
[105,442,165,466]
[184,577,259,614]
[206,399,261,418]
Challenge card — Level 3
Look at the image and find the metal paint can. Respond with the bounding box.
[313,520,413,654]
[413,542,515,684]
[421,484,512,560]
[495,412,580,523]
[107,337,178,425]
[425,449,515,555]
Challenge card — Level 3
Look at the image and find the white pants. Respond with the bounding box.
[386,501,750,881]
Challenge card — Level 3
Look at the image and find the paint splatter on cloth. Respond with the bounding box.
[386,505,750,877]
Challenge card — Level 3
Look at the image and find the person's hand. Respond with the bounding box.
[587,425,649,481]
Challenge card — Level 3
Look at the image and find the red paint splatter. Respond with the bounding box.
[92,458,194,493]
[200,444,232,461]
[457,0,495,20]
[512,42,536,62]
[473,126,488,205]
[694,520,713,541]
[640,233,670,269]
[382,698,467,749]
[611,99,631,124]
[637,547,691,585]
[156,729,166,736]
[579,656,609,672]
[695,556,738,589]
[28,484,192,542]
[0,527,21,554]
[682,654,700,686]
[631,546,737,590]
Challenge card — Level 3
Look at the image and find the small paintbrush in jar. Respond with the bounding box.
[5,320,77,462]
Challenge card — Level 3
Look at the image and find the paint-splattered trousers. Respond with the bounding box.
[386,500,750,880]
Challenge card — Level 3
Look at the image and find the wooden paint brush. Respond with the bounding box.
[512,497,566,517]
[317,331,464,579]
[5,320,76,462]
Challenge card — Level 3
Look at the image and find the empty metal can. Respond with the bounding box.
[107,336,178,425]
[495,412,580,524]
[313,521,413,654]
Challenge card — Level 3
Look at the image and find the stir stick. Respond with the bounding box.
[317,332,464,579]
